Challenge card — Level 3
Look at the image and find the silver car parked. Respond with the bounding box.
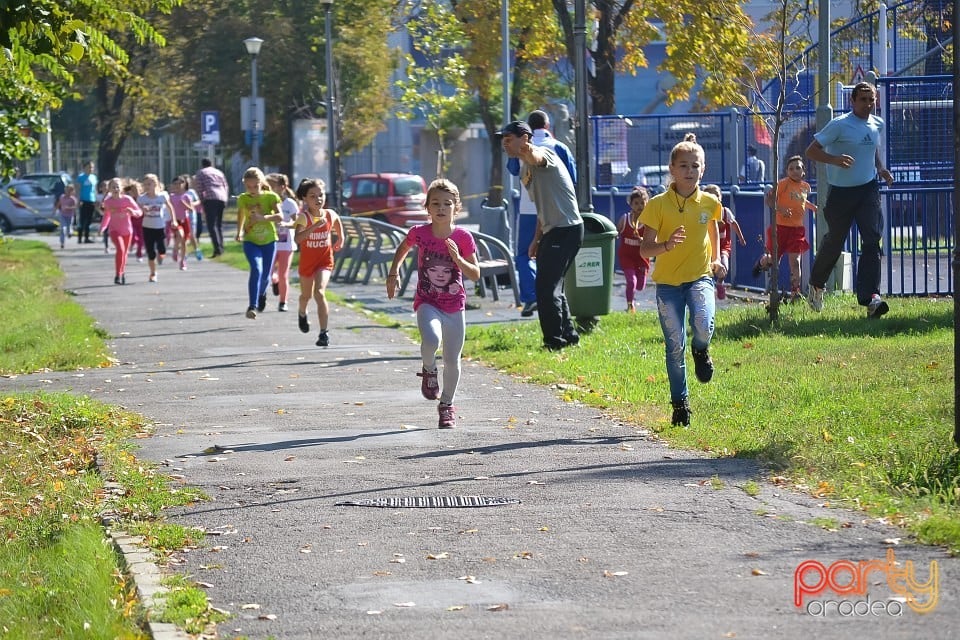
[0,180,58,233]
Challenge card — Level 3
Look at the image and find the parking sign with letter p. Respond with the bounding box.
[201,111,220,144]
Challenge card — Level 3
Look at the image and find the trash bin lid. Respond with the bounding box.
[580,211,618,236]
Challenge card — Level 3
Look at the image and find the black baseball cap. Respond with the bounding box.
[497,121,533,138]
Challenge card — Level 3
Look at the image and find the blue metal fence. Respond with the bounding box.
[589,72,954,297]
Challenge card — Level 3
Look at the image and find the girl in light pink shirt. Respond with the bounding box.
[99,178,142,284]
[168,176,197,270]
[54,185,78,249]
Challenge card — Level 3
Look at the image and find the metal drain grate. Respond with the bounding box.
[335,495,521,508]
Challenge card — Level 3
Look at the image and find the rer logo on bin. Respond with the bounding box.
[573,247,604,287]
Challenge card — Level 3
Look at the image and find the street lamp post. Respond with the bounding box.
[320,0,338,211]
[244,37,263,168]
[573,0,592,212]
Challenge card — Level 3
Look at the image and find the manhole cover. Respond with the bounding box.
[335,495,521,508]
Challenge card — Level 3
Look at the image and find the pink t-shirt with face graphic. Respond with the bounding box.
[407,224,476,313]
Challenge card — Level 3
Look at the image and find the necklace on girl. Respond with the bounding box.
[674,189,695,213]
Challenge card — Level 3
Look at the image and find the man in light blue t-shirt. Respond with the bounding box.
[805,82,895,318]
[76,160,98,244]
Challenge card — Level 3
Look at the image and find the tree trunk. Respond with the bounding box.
[479,94,504,206]
[591,3,618,115]
[95,78,129,181]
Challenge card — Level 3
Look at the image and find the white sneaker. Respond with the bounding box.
[807,285,824,312]
[867,294,889,318]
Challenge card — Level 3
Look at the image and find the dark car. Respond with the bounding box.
[0,180,58,233]
[21,171,73,200]
[342,173,428,227]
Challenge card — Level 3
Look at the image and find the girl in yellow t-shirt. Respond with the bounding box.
[638,133,724,428]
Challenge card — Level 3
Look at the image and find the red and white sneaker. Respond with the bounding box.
[438,403,456,429]
[417,367,440,400]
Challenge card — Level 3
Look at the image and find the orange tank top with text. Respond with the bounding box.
[297,209,337,276]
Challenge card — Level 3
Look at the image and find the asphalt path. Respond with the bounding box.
[2,232,955,639]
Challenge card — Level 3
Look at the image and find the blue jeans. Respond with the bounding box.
[243,241,277,309]
[514,214,538,304]
[655,277,716,402]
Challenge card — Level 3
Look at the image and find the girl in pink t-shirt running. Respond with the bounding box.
[168,176,197,270]
[386,179,480,429]
[99,178,142,284]
[54,184,78,249]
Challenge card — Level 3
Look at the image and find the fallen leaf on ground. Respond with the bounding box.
[751,568,768,576]
[603,570,628,577]
[486,603,509,611]
[258,613,277,621]
[393,602,416,608]
[241,603,261,610]
[427,552,449,560]
[447,605,466,611]
[284,455,295,461]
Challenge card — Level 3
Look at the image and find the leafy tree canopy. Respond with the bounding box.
[0,0,179,178]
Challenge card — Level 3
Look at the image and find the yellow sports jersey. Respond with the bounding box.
[638,186,721,286]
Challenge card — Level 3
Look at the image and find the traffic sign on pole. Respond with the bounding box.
[201,111,220,144]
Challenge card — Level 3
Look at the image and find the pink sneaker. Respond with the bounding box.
[438,403,456,429]
[417,368,440,400]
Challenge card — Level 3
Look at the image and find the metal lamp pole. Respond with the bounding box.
[573,0,592,212]
[320,0,338,211]
[244,37,263,168]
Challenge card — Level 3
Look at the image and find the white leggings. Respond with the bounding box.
[417,304,465,405]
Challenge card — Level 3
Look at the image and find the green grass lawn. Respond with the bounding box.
[0,239,213,636]
[464,294,959,551]
[0,235,957,638]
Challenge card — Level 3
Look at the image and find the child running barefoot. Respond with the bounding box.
[616,187,651,313]
[293,178,343,345]
[755,155,816,302]
[237,167,283,319]
[639,133,725,427]
[702,184,745,300]
[267,173,300,312]
[386,179,480,429]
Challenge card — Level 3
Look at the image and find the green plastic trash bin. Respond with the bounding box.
[564,212,618,322]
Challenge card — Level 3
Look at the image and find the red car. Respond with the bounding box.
[342,173,428,227]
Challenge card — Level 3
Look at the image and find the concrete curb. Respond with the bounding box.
[108,531,191,640]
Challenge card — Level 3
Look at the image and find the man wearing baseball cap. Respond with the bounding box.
[499,121,583,350]
[507,110,578,319]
